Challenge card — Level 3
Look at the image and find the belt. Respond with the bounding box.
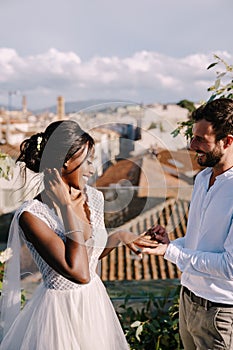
[182,286,233,310]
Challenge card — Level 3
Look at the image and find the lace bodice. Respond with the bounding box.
[16,186,107,290]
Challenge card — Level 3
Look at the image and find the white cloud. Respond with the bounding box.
[0,48,232,109]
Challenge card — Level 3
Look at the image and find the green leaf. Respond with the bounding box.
[170,129,180,138]
[207,62,218,70]
[207,94,217,102]
[214,78,221,89]
[216,72,226,79]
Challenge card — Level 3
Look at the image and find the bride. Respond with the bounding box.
[0,120,155,350]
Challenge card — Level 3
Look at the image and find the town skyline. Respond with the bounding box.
[0,0,232,109]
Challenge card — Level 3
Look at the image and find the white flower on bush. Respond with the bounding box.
[131,320,144,341]
[0,152,15,181]
[0,248,13,264]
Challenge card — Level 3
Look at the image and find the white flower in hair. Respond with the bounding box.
[37,136,43,151]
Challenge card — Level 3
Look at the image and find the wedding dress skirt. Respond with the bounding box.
[1,275,128,350]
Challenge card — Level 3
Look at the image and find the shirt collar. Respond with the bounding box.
[215,167,233,179]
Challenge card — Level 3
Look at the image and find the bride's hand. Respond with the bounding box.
[140,225,170,256]
[44,168,73,207]
[117,230,160,258]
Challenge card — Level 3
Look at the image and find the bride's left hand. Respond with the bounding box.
[117,230,161,258]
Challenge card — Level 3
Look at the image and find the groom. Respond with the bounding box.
[143,98,233,349]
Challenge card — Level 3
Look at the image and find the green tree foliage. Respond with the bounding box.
[207,54,233,101]
[177,99,196,114]
[172,54,233,141]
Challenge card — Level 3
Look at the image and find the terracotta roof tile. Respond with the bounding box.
[100,198,189,281]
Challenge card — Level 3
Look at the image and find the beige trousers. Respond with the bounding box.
[179,287,233,350]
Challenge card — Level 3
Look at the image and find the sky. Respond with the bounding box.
[0,0,232,110]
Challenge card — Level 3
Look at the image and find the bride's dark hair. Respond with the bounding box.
[17,120,95,173]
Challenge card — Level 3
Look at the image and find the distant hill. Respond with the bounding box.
[34,99,138,114]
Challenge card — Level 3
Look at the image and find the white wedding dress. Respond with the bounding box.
[0,186,129,349]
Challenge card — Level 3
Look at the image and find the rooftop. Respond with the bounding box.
[100,197,188,281]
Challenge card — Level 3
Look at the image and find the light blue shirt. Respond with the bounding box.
[165,167,233,303]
